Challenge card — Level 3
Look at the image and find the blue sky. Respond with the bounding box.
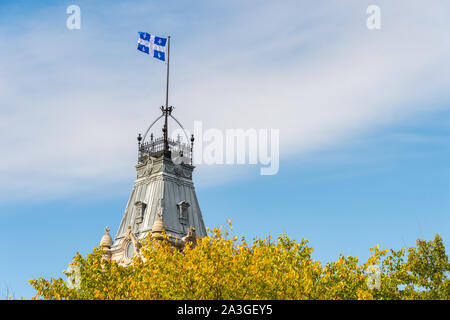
[1,0,449,298]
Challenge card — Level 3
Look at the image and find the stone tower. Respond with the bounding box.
[100,106,206,265]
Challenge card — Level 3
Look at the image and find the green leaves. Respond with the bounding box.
[29,226,448,300]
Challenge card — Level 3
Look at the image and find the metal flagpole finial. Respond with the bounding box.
[190,134,195,165]
[137,133,142,161]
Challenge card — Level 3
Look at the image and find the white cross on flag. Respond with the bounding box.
[137,32,167,61]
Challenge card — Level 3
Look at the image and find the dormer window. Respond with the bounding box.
[177,201,190,223]
[135,201,146,224]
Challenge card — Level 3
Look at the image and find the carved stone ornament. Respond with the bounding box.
[100,226,113,261]
[165,163,192,179]
[151,212,165,239]
[137,158,153,178]
[153,164,163,173]
[165,163,175,174]
[182,226,197,248]
[174,166,182,176]
[143,158,153,176]
[117,226,142,266]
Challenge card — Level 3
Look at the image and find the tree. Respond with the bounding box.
[30,223,449,300]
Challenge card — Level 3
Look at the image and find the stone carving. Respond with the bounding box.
[116,226,142,266]
[99,226,112,261]
[162,162,193,179]
[143,158,153,176]
[153,164,163,173]
[137,158,154,178]
[151,212,165,239]
[127,226,142,252]
[184,169,192,179]
[182,226,197,248]
[174,166,182,176]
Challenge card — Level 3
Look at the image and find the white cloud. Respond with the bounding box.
[0,0,449,202]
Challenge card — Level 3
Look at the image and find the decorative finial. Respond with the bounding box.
[100,226,113,248]
[137,134,143,163]
[152,212,165,237]
[190,134,195,165]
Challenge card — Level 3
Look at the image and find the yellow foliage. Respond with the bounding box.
[30,223,449,300]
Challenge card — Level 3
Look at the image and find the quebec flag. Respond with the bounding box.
[137,32,167,61]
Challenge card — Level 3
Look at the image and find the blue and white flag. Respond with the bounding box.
[137,32,167,61]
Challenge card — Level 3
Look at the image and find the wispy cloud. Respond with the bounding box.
[0,0,449,202]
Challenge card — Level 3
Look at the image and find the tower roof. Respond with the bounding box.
[110,107,206,253]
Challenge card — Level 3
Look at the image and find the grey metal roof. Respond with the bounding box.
[111,155,206,250]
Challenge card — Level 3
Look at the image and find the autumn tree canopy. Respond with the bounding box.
[30,222,449,300]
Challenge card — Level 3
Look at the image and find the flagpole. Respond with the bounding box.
[165,35,170,109]
[163,35,171,157]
